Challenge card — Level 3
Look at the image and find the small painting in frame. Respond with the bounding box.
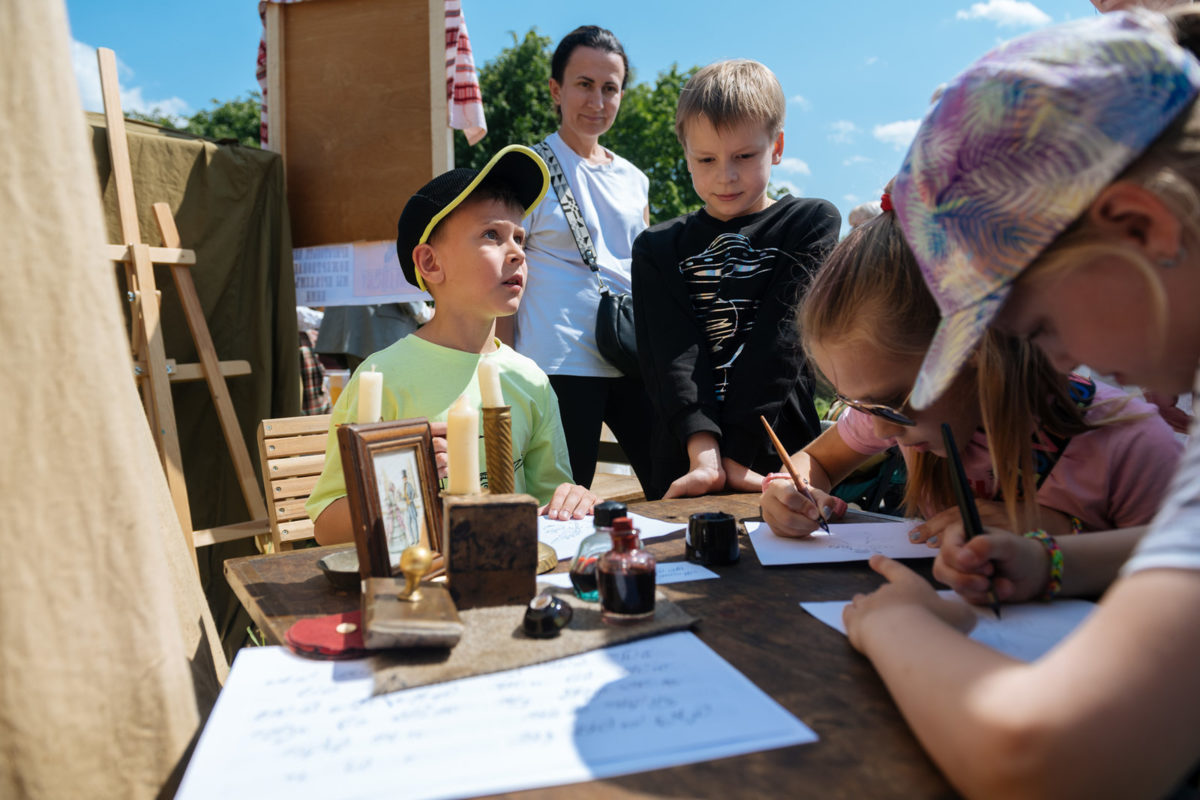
[337,418,442,580]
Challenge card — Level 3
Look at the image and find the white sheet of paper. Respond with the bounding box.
[800,591,1096,662]
[176,632,816,800]
[745,519,931,565]
[539,560,719,589]
[539,511,683,561]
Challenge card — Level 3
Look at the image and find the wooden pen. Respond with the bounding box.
[759,415,830,533]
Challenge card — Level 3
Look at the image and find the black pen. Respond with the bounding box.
[940,422,1001,619]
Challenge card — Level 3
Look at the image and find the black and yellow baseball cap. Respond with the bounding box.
[396,144,549,291]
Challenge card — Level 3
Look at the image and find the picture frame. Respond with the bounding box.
[337,418,443,581]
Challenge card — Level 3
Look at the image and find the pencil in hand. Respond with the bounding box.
[940,422,1001,619]
[759,415,830,533]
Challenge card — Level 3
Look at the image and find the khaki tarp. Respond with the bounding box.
[87,100,301,657]
[0,1,230,797]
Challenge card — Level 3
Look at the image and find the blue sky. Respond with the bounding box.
[65,0,1092,225]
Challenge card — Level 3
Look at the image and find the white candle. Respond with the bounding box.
[477,359,504,408]
[446,393,480,494]
[357,365,383,423]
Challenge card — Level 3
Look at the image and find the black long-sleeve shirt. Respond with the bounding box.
[631,196,840,499]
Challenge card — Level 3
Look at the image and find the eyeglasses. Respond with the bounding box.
[833,390,917,427]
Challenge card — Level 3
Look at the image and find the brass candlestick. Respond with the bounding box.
[482,405,514,494]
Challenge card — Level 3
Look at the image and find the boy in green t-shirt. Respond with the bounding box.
[308,146,597,545]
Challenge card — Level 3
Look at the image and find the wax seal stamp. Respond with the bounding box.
[522,593,573,638]
[362,545,464,649]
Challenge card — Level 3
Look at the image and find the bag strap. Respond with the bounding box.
[531,140,611,295]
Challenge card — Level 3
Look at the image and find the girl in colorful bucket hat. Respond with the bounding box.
[760,205,1181,543]
[844,9,1200,796]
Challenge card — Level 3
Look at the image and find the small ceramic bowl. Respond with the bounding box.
[317,549,361,592]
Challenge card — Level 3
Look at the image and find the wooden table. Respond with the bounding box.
[224,494,954,799]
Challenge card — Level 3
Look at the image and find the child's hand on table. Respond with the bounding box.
[761,477,846,538]
[910,501,1011,548]
[539,483,599,521]
[664,432,726,498]
[430,421,448,479]
[913,501,1075,547]
[663,465,726,499]
[721,458,764,494]
[933,523,1053,606]
[843,555,977,652]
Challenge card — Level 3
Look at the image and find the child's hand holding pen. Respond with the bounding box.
[761,476,848,538]
[759,415,848,538]
[933,525,1053,606]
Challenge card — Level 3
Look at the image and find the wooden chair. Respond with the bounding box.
[257,413,332,552]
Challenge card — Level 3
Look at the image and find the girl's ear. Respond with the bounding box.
[413,243,445,287]
[1087,181,1183,265]
[548,77,562,108]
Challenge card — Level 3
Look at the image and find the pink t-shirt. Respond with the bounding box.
[836,381,1183,530]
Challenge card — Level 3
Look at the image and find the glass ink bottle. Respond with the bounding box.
[597,516,656,624]
[568,500,627,601]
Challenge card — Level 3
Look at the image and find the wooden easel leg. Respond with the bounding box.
[152,204,269,524]
[130,243,198,570]
[98,48,198,571]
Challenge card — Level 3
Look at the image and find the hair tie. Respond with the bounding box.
[879,193,893,213]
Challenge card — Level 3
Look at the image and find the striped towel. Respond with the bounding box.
[445,0,487,145]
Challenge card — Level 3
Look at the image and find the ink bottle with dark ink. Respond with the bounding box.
[568,500,627,601]
[597,516,656,624]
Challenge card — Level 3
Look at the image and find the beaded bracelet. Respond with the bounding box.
[1023,529,1063,600]
[761,472,793,494]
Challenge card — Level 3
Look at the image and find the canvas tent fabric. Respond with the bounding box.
[87,111,301,657]
[0,1,227,797]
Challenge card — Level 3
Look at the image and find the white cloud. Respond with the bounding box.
[72,39,190,119]
[828,120,859,144]
[790,94,811,111]
[843,155,871,167]
[873,119,921,150]
[844,193,861,205]
[773,179,804,197]
[865,56,880,66]
[778,157,811,175]
[955,0,1052,27]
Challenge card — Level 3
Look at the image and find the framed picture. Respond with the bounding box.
[337,418,442,580]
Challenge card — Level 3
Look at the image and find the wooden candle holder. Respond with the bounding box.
[442,492,537,609]
[482,405,514,495]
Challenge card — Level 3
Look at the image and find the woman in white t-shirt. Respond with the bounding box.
[497,25,654,490]
[836,11,1200,796]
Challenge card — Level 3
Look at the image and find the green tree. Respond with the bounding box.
[600,64,699,224]
[453,30,557,171]
[127,92,262,148]
[184,91,261,147]
[455,28,700,224]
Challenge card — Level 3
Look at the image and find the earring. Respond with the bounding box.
[1157,246,1187,268]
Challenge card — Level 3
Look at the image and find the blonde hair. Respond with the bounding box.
[799,212,1092,531]
[674,59,785,144]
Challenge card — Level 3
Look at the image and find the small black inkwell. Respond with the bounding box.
[523,593,573,638]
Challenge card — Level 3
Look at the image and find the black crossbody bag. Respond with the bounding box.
[531,141,639,378]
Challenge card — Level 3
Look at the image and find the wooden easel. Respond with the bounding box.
[97,47,269,568]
